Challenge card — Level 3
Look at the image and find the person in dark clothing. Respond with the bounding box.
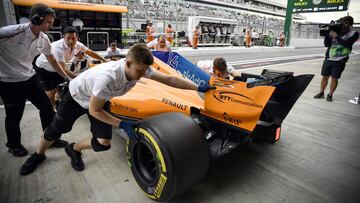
[0,4,69,157]
[314,16,359,101]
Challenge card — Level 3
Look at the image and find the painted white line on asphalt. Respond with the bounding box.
[228,53,324,65]
[238,52,360,71]
[240,58,325,71]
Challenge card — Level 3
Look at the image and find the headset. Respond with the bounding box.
[30,5,55,25]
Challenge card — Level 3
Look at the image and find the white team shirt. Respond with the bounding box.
[0,23,52,82]
[69,59,154,109]
[106,47,124,57]
[36,39,88,72]
[147,38,171,51]
[197,60,235,75]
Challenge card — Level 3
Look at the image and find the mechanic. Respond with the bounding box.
[35,26,106,111]
[193,25,201,49]
[165,24,175,44]
[105,42,125,61]
[0,3,69,157]
[314,16,359,101]
[146,21,155,43]
[20,44,215,175]
[69,51,88,73]
[147,35,171,52]
[198,57,241,79]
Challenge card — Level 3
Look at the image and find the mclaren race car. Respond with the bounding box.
[107,52,314,201]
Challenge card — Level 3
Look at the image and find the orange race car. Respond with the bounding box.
[105,55,314,201]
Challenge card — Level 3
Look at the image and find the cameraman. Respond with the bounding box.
[314,16,359,101]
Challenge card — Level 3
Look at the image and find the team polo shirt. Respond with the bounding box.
[36,39,88,72]
[208,65,235,75]
[197,60,235,76]
[69,59,154,109]
[106,47,124,57]
[0,23,52,82]
[147,38,171,51]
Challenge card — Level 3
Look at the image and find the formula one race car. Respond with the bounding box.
[108,53,314,201]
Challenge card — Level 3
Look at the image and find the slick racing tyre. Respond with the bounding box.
[127,112,209,201]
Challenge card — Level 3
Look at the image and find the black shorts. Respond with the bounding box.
[36,68,64,91]
[321,60,346,79]
[44,90,112,140]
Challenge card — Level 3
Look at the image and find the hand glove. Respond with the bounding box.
[197,84,216,93]
[119,121,139,140]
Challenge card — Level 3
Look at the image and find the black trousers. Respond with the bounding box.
[0,75,54,148]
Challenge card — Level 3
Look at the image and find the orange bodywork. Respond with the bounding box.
[109,57,275,133]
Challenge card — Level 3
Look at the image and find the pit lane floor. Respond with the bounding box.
[0,53,359,203]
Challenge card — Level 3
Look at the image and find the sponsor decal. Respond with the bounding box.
[182,70,207,87]
[212,90,263,109]
[294,0,307,6]
[223,112,242,126]
[154,173,167,198]
[167,52,179,69]
[112,103,138,112]
[161,98,188,111]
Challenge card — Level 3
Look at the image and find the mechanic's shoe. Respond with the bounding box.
[20,153,46,175]
[313,92,325,99]
[6,144,28,157]
[65,143,85,171]
[50,139,69,148]
[326,94,333,102]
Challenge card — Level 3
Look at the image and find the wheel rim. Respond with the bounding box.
[133,141,160,185]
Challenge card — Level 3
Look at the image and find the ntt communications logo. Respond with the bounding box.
[212,90,264,109]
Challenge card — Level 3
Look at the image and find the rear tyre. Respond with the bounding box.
[127,112,209,201]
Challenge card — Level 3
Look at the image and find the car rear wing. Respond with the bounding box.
[200,77,275,132]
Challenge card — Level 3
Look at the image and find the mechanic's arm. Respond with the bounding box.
[85,49,107,62]
[150,70,198,91]
[331,31,359,48]
[59,61,77,79]
[45,54,68,78]
[89,95,121,127]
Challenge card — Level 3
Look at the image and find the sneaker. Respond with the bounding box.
[314,92,325,99]
[7,144,28,157]
[326,94,333,102]
[50,139,69,148]
[65,143,85,171]
[20,153,46,175]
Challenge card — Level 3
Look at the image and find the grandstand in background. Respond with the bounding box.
[0,0,324,48]
[124,0,320,40]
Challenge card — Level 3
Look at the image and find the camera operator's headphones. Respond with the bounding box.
[29,3,55,25]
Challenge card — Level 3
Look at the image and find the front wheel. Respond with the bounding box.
[127,112,209,201]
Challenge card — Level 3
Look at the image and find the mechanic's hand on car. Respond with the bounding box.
[119,120,139,140]
[197,84,216,93]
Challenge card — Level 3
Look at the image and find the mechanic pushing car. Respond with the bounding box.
[0,3,69,157]
[20,44,215,175]
[198,57,242,79]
